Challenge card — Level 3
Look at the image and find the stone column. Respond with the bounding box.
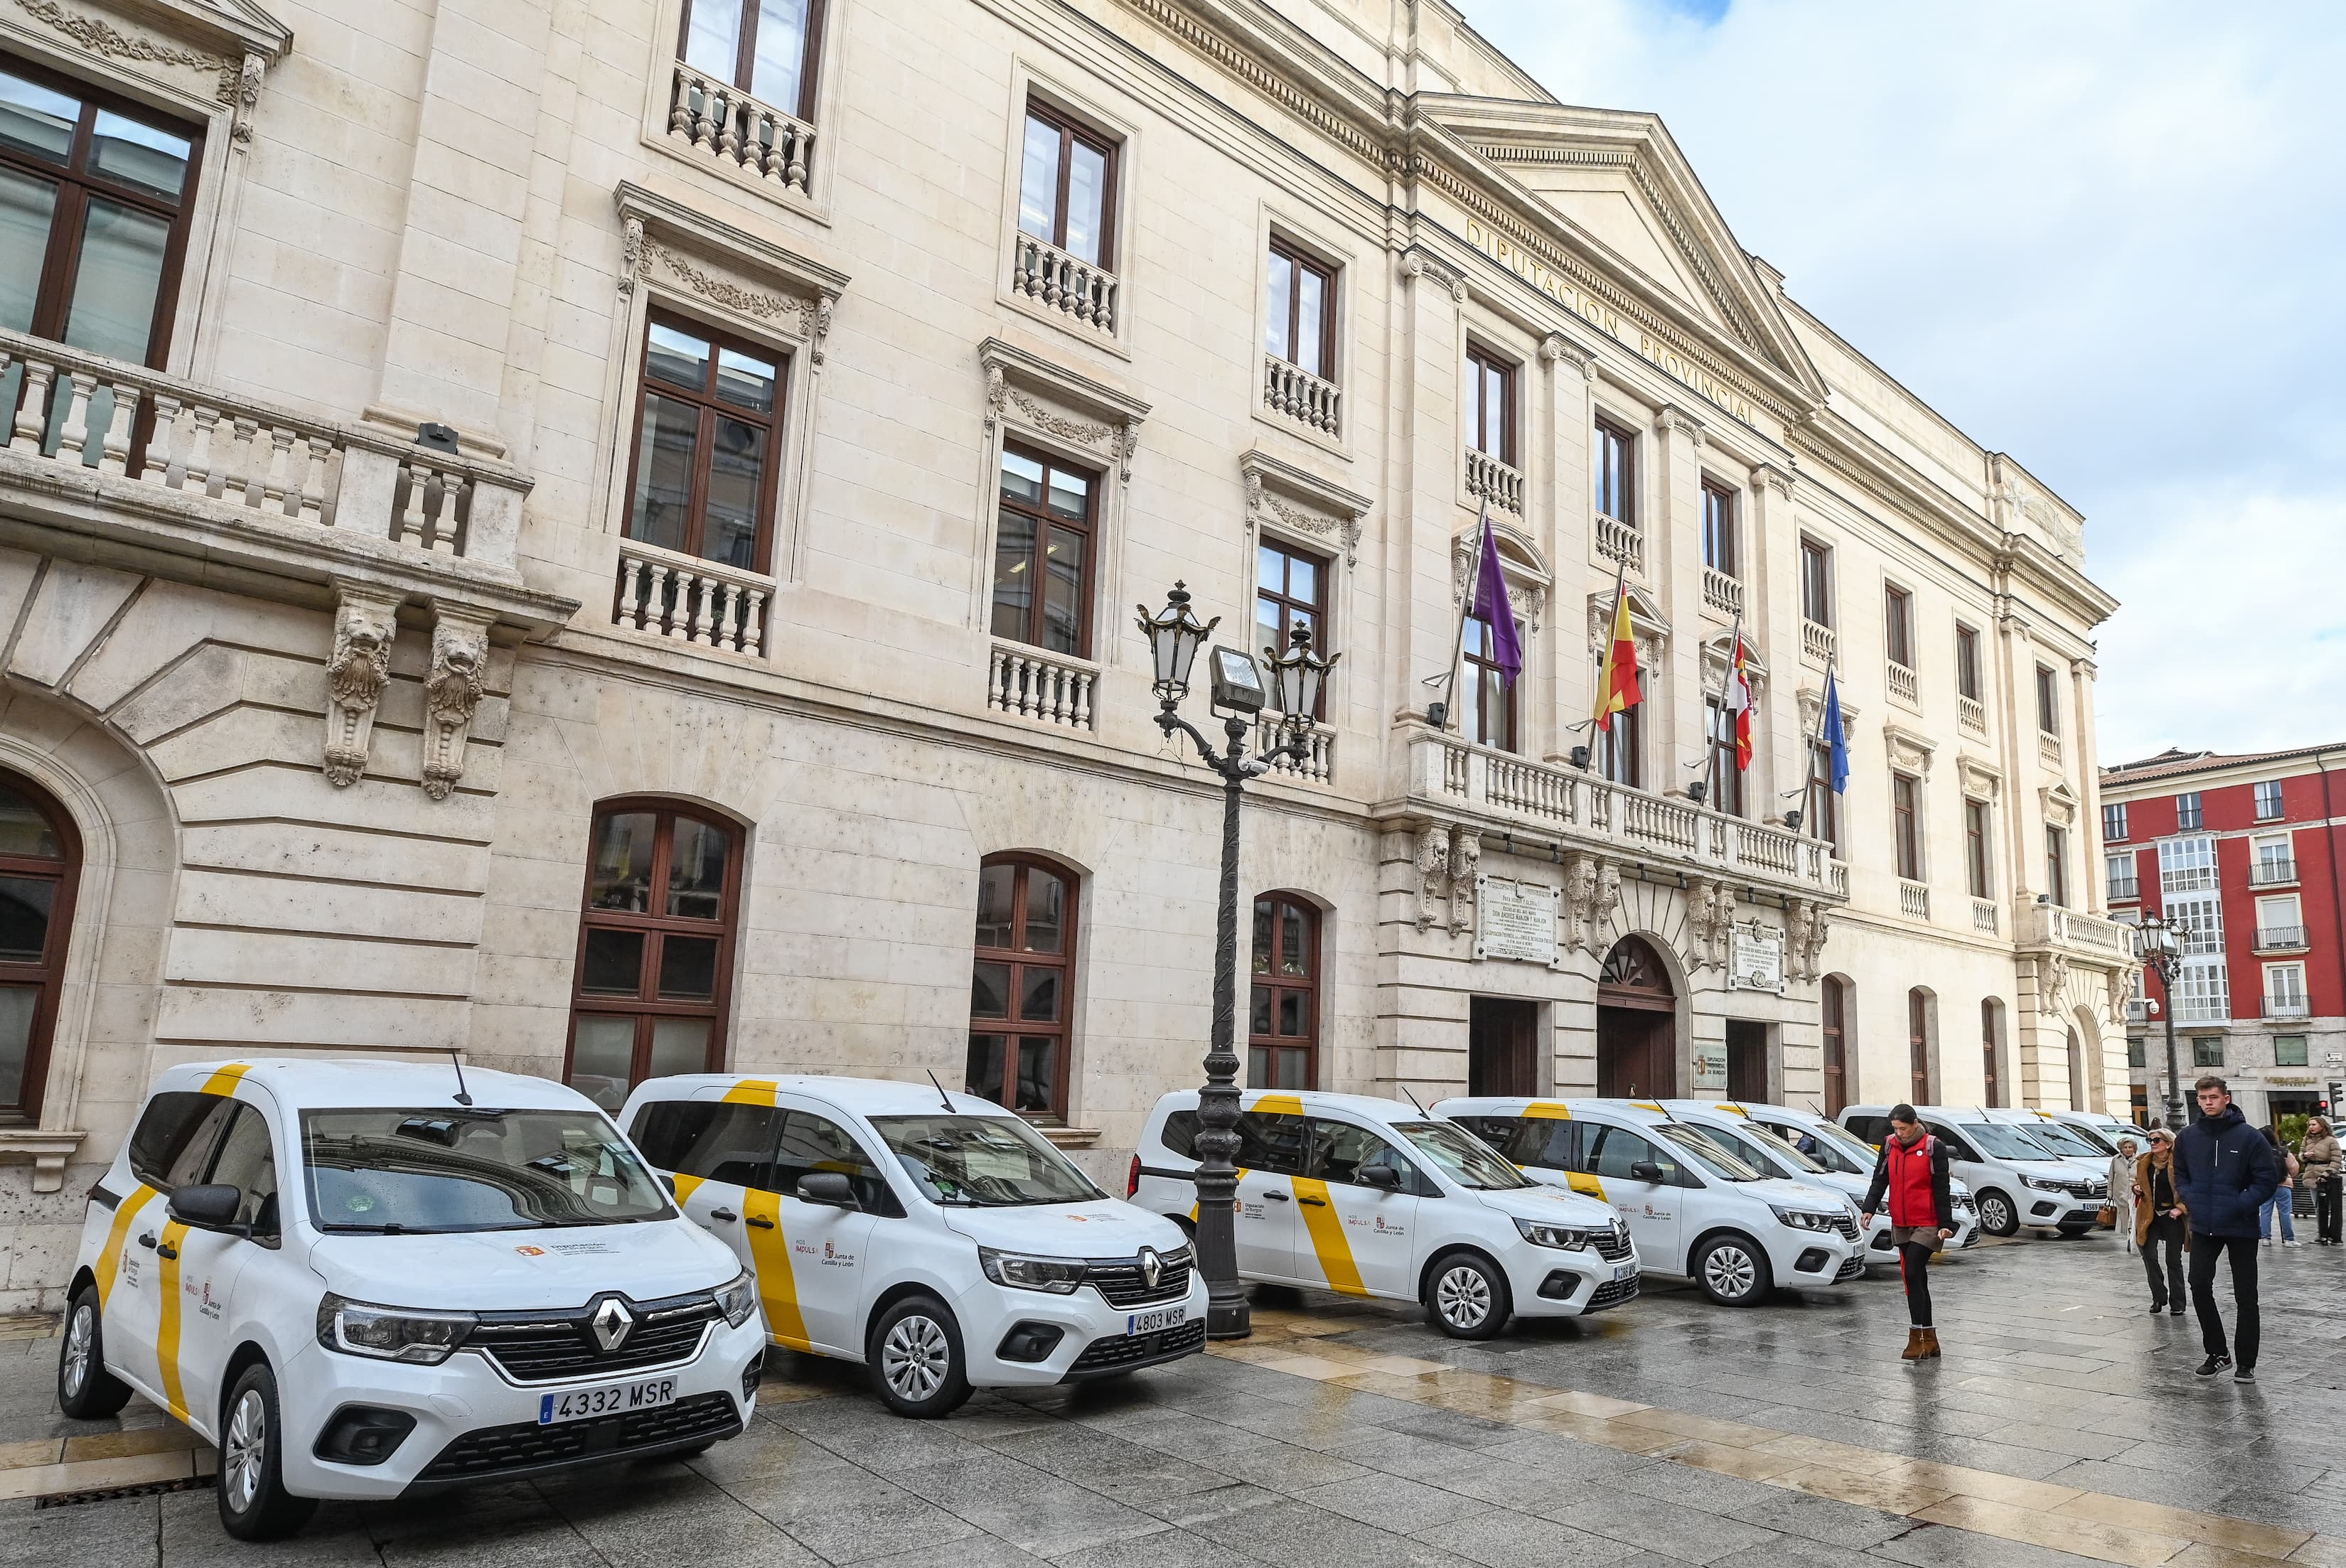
[2072,657,2106,913]
[1750,463,1799,818]
[1541,335,1597,759]
[1652,407,1705,790]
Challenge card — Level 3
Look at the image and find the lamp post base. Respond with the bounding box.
[1206,1289,1253,1340]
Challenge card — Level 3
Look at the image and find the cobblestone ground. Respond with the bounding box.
[2,1233,2339,1567]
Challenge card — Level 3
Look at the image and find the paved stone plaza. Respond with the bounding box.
[2,1235,2337,1566]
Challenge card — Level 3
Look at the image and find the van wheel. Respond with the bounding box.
[1693,1235,1773,1307]
[869,1296,972,1419]
[56,1284,132,1420]
[1976,1191,2020,1237]
[218,1361,317,1541]
[1424,1250,1512,1339]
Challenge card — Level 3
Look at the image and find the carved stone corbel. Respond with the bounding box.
[618,216,645,295]
[1592,860,1623,940]
[1686,878,1729,972]
[1785,900,1815,982]
[2038,954,2072,1017]
[1448,830,1482,934]
[420,604,493,801]
[322,584,402,788]
[1415,825,1451,930]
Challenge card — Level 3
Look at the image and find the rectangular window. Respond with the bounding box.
[1593,417,1634,523]
[1017,101,1115,267]
[2044,825,2069,908]
[1467,345,1516,464]
[2127,1036,2146,1069]
[991,446,1097,657]
[680,0,823,119]
[2192,1036,2223,1069]
[2175,790,2202,831]
[1884,585,1914,669]
[2267,963,2307,1011]
[2035,665,2060,735]
[1255,539,1328,717]
[2103,800,2128,842]
[1955,624,1982,702]
[1809,741,1839,852]
[2253,833,2295,884]
[1600,687,1641,788]
[1892,773,1922,881]
[1705,699,1742,817]
[1701,480,1735,574]
[2257,894,2302,947]
[625,313,786,574]
[2255,779,2283,821]
[2105,852,2138,902]
[2165,892,2225,956]
[2276,1034,2310,1068]
[1801,539,1832,627]
[1463,616,1517,754]
[2158,834,2217,893]
[1264,240,1335,380]
[1964,799,1992,898]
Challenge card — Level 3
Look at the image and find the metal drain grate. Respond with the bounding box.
[36,1473,211,1508]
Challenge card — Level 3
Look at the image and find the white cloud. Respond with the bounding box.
[1455,0,2346,763]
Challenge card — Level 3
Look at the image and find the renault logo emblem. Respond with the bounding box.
[591,1297,633,1352]
[1138,1247,1162,1290]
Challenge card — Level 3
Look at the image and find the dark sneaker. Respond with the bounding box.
[2234,1368,2257,1384]
[2170,1306,2185,1316]
[2197,1355,2233,1378]
[2147,1303,2165,1315]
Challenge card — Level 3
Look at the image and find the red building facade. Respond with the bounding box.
[2101,745,2346,1128]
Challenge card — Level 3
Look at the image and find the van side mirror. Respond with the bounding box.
[658,1172,677,1196]
[1629,1161,1664,1182]
[1361,1163,1403,1191]
[168,1183,242,1231]
[796,1171,858,1209]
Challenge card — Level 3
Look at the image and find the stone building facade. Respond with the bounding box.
[0,0,2129,1308]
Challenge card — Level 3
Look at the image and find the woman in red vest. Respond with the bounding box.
[1859,1104,1956,1360]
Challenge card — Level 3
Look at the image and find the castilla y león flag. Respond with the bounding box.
[1593,570,1641,731]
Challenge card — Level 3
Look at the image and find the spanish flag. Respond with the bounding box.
[1728,625,1754,770]
[1593,566,1641,731]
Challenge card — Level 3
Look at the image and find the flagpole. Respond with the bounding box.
[1588,557,1628,735]
[1799,654,1836,841]
[1706,610,1742,807]
[1436,503,1487,734]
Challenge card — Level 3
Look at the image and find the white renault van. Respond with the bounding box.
[61,1060,761,1541]
[1436,1098,1861,1306]
[624,1075,1205,1417]
[1656,1101,1978,1258]
[1841,1105,2106,1237]
[1129,1090,1638,1339]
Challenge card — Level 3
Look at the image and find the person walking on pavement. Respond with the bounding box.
[2133,1127,2188,1316]
[2109,1137,2139,1255]
[2301,1117,2342,1245]
[2173,1075,2281,1382]
[2261,1126,2301,1247]
[1859,1104,1956,1362]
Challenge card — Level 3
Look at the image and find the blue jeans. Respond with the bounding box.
[2264,1187,2296,1241]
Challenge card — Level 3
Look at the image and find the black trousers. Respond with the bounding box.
[1897,1241,1935,1327]
[2318,1177,2342,1245]
[2141,1215,2185,1308]
[2189,1231,2260,1370]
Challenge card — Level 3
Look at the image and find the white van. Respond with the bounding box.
[1436,1098,1862,1306]
[1655,1101,1978,1258]
[1841,1105,2107,1237]
[624,1075,1204,1417]
[1129,1090,1638,1339]
[61,1060,761,1540]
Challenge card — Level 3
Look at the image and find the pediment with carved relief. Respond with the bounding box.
[1243,448,1368,568]
[616,181,847,362]
[5,0,288,111]
[1586,581,1669,667]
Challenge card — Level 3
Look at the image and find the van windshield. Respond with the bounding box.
[869,1115,1105,1206]
[301,1109,672,1233]
[1959,1122,2062,1162]
[1658,1124,1764,1181]
[1732,1121,1828,1175]
[1392,1122,1531,1190]
[2026,1120,2107,1157]
[1767,1121,1872,1176]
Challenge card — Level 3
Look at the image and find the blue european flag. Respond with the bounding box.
[1823,667,1850,795]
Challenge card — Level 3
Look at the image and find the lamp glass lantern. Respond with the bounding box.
[1137,582,1217,702]
[1263,623,1338,731]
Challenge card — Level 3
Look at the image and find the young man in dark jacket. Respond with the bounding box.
[1860,1104,1956,1361]
[2172,1075,2281,1382]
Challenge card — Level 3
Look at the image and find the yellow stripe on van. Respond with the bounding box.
[740,1189,812,1352]
[1249,1094,1306,1116]
[1632,1101,1665,1114]
[722,1080,781,1106]
[1525,1102,1573,1119]
[1290,1177,1367,1296]
[155,1219,192,1424]
[199,1063,251,1097]
[1716,1104,1749,1117]
[94,1185,159,1309]
[1565,1172,1607,1201]
[1187,1166,1248,1225]
[670,1174,706,1205]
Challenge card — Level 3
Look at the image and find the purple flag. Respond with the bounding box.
[1469,508,1523,686]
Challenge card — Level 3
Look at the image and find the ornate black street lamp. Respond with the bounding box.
[2138,913,2189,1129]
[1137,583,1336,1339]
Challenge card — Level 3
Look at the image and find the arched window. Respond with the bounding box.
[968,854,1077,1122]
[0,773,79,1120]
[1820,976,1849,1117]
[1249,894,1319,1090]
[566,800,743,1111]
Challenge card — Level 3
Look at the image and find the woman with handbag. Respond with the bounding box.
[2302,1117,2342,1245]
[2134,1128,2188,1314]
[2107,1137,2139,1254]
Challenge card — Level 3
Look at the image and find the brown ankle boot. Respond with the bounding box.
[1921,1328,1941,1358]
[1901,1328,1927,1360]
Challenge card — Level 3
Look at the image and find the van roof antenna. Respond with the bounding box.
[925,1069,955,1113]
[1402,1085,1429,1115]
[446,1049,473,1107]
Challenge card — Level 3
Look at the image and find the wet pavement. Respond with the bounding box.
[2,1232,2340,1567]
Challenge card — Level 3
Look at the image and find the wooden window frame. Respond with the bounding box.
[620,308,789,573]
[0,49,204,371]
[1809,741,1840,852]
[1980,999,2002,1109]
[1955,623,1983,702]
[1892,771,1922,881]
[968,853,1079,1122]
[675,0,826,120]
[1908,989,1932,1103]
[1593,416,1637,527]
[1463,614,1519,754]
[1964,798,1992,898]
[1466,343,1516,465]
[991,442,1100,658]
[2255,780,2284,822]
[1265,237,1337,380]
[1705,697,1743,817]
[1821,977,1848,1117]
[1800,538,1833,628]
[2104,801,2128,842]
[1248,893,1319,1091]
[1017,98,1118,269]
[2175,791,2202,831]
[2045,825,2069,908]
[1255,537,1329,719]
[1883,584,1914,670]
[0,770,80,1123]
[2035,663,2061,736]
[1700,478,1735,576]
[564,798,744,1108]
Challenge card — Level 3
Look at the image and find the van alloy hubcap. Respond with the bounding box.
[1705,1246,1757,1298]
[224,1390,266,1513]
[61,1306,92,1395]
[1980,1195,2013,1232]
[1436,1265,1491,1327]
[882,1315,950,1400]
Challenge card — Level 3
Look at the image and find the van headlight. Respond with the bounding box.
[715,1268,759,1328]
[978,1247,1085,1294]
[316,1294,476,1364]
[1515,1219,1590,1250]
[1771,1206,1841,1232]
[2020,1176,2067,1191]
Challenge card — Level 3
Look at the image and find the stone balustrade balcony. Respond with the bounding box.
[2038,730,2063,768]
[2020,902,2139,960]
[1957,694,1987,737]
[1887,661,1920,710]
[1254,713,1335,785]
[1009,234,1118,335]
[1464,448,1523,515]
[1595,512,1642,573]
[1262,356,1341,437]
[1899,880,1931,920]
[1802,618,1835,667]
[986,640,1098,731]
[614,539,771,657]
[666,63,818,196]
[1701,566,1742,618]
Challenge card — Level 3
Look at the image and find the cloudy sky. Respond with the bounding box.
[1455,0,2346,767]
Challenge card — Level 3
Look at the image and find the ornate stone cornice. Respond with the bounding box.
[614,181,847,360]
[980,336,1149,483]
[1240,447,1370,567]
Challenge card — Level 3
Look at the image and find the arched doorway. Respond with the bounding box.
[1597,936,1676,1097]
[0,771,81,1120]
[1821,974,1850,1116]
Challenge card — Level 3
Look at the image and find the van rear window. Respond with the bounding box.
[127,1091,236,1188]
[1159,1110,1198,1159]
